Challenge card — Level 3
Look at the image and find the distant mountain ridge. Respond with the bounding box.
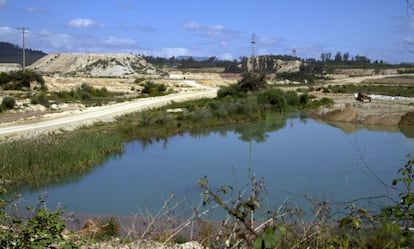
[0,42,47,66]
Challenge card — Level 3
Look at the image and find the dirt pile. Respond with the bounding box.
[311,98,414,126]
[29,53,157,77]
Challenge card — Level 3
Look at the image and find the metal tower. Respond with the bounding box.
[18,27,28,71]
[251,33,256,72]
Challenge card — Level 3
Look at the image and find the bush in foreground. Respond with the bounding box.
[1,96,16,110]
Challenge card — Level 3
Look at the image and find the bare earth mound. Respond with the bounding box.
[29,53,157,77]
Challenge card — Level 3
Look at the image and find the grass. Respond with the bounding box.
[0,86,329,191]
[0,130,124,190]
[324,84,414,97]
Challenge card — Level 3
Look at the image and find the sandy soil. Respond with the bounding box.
[308,74,414,126]
[0,91,217,141]
[1,73,413,141]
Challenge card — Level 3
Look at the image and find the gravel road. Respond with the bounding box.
[0,89,217,140]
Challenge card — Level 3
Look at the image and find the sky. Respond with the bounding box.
[0,0,414,63]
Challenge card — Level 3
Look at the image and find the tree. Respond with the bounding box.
[343,52,350,62]
[334,52,342,63]
[320,52,332,62]
[354,55,371,64]
[237,72,266,92]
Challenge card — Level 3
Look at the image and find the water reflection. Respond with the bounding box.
[17,117,414,216]
[324,120,414,138]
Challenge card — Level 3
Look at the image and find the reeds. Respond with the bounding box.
[0,131,124,190]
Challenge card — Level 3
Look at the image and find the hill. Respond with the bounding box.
[29,53,157,77]
[0,42,47,66]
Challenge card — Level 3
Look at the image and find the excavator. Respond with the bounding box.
[355,91,372,102]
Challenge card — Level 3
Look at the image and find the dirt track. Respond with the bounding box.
[1,73,414,140]
[0,88,217,140]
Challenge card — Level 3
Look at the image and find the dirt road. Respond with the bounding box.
[0,88,217,140]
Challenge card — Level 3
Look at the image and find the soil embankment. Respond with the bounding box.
[310,100,414,126]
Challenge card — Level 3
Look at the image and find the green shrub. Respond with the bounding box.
[134,77,145,84]
[306,97,334,109]
[238,72,266,92]
[190,108,212,122]
[0,192,75,249]
[1,96,16,109]
[285,91,299,106]
[31,93,50,107]
[141,81,167,96]
[217,84,245,99]
[299,93,310,105]
[98,217,120,239]
[0,70,45,90]
[257,89,288,112]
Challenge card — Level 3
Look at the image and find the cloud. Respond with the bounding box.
[0,26,20,44]
[218,52,234,61]
[0,0,7,8]
[183,22,201,30]
[183,21,239,40]
[23,7,48,14]
[0,26,138,53]
[101,36,137,47]
[258,36,280,46]
[68,18,104,28]
[153,47,192,58]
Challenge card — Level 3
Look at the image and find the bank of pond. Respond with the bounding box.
[1,115,412,215]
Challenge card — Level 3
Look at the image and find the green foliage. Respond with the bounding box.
[141,81,167,96]
[299,93,310,105]
[276,71,323,83]
[257,89,288,113]
[253,226,286,249]
[0,192,77,249]
[49,83,120,106]
[0,131,124,190]
[0,70,45,90]
[217,84,245,99]
[383,155,414,235]
[30,92,50,107]
[197,157,414,249]
[199,173,267,247]
[95,217,120,240]
[305,97,334,109]
[1,96,16,110]
[133,77,145,84]
[325,84,414,97]
[238,72,266,92]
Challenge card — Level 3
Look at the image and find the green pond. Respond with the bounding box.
[18,116,414,218]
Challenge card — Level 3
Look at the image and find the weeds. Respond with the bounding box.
[0,190,77,248]
[196,156,414,248]
[0,131,124,190]
[323,84,414,97]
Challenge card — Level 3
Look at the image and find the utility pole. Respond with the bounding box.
[17,27,28,71]
[251,33,256,72]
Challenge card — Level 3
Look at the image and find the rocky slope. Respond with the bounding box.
[29,53,157,77]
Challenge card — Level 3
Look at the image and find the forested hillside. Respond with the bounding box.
[0,42,47,66]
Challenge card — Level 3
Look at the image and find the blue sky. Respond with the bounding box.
[0,0,413,63]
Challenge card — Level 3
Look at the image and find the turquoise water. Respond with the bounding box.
[18,117,414,217]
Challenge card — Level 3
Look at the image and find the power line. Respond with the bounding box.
[17,27,28,71]
[251,33,256,72]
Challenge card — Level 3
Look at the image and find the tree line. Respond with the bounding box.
[0,42,47,66]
